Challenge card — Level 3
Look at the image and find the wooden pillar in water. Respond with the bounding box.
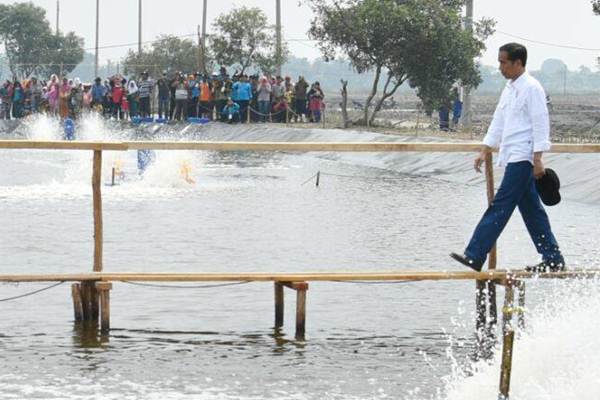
[274,282,284,328]
[499,280,516,400]
[280,282,309,339]
[71,283,84,322]
[95,282,112,333]
[296,285,307,339]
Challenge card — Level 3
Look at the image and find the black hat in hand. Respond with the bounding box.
[535,168,561,206]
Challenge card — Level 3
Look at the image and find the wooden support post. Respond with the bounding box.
[499,329,515,400]
[275,282,284,328]
[315,171,320,187]
[95,282,112,333]
[92,150,103,272]
[111,167,115,186]
[71,283,84,322]
[517,281,526,331]
[499,281,516,399]
[80,281,93,321]
[296,287,307,339]
[281,282,309,339]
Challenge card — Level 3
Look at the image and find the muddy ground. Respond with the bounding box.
[322,93,600,143]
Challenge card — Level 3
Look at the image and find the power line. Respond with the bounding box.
[496,30,600,52]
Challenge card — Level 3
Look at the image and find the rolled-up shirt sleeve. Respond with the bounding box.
[483,94,506,148]
[528,85,551,152]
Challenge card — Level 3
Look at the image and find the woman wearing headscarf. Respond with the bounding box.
[127,80,139,118]
[59,78,71,119]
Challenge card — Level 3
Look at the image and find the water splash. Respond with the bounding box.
[413,277,600,400]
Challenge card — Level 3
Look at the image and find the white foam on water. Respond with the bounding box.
[411,277,600,400]
[20,114,62,141]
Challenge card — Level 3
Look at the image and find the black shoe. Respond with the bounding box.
[525,261,566,273]
[450,252,483,272]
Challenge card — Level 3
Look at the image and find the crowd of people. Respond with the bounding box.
[0,67,326,124]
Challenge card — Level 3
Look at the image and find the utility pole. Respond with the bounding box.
[197,25,204,73]
[461,0,474,130]
[275,0,282,77]
[95,0,99,78]
[56,0,60,36]
[138,0,142,55]
[201,0,207,74]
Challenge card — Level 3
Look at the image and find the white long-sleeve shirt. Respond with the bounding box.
[483,71,551,167]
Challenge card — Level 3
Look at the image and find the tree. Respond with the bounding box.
[593,0,600,14]
[122,35,211,77]
[308,0,494,124]
[210,6,288,75]
[0,2,84,79]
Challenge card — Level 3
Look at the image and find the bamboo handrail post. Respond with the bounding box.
[499,281,516,399]
[71,283,84,322]
[92,150,103,272]
[95,282,112,333]
[315,171,320,187]
[517,281,526,331]
[274,282,284,328]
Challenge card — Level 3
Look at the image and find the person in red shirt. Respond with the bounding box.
[111,80,124,120]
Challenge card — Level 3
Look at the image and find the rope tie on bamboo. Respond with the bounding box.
[0,281,65,302]
[120,281,252,289]
[502,306,526,315]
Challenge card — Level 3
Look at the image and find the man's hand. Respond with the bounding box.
[533,158,545,179]
[474,151,487,173]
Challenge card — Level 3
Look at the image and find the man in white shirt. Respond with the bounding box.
[450,43,565,273]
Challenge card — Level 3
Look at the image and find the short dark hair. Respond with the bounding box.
[499,43,527,67]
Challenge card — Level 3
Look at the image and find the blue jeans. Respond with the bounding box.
[258,100,270,122]
[439,106,450,130]
[465,161,564,265]
[452,100,462,125]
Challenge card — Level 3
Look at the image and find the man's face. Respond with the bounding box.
[498,51,521,80]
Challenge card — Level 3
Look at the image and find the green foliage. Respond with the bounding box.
[0,2,84,79]
[210,6,288,75]
[307,0,494,119]
[122,35,211,78]
[593,0,600,15]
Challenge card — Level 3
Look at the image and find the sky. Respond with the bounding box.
[2,0,600,71]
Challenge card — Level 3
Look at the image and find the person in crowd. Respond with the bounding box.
[256,77,272,123]
[91,77,105,110]
[173,76,189,121]
[272,96,289,123]
[121,86,130,120]
[308,82,324,123]
[111,79,124,120]
[212,78,228,121]
[82,84,92,112]
[0,81,12,120]
[169,71,180,120]
[47,75,59,115]
[29,77,43,113]
[156,72,170,120]
[58,78,71,119]
[232,74,252,123]
[11,81,24,118]
[137,71,154,117]
[127,80,139,118]
[199,77,213,119]
[294,76,309,122]
[221,98,240,123]
[188,73,200,118]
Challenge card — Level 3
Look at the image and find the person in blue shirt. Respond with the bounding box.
[231,75,252,123]
[91,77,106,109]
[221,98,240,123]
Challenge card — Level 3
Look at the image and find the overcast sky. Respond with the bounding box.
[3,0,600,71]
